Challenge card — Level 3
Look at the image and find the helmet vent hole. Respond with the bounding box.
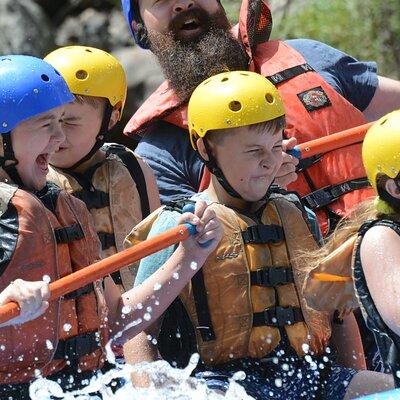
[203,78,211,85]
[229,101,242,112]
[240,72,249,76]
[1,58,11,62]
[54,69,61,76]
[221,77,229,82]
[265,93,274,104]
[41,74,50,82]
[76,70,88,80]
[85,49,93,53]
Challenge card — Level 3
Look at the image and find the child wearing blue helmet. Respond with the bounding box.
[0,55,221,398]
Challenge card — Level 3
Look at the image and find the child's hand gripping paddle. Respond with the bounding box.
[182,203,213,248]
[0,219,200,325]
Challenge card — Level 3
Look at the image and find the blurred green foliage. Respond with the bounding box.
[221,0,400,79]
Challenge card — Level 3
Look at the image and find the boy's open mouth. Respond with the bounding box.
[36,153,50,173]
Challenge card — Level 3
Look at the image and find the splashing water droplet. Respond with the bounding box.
[45,340,53,350]
[121,305,131,315]
[143,313,151,321]
[63,323,72,332]
[274,378,282,388]
[190,261,198,270]
[302,343,310,353]
[153,282,162,290]
[173,272,179,280]
[42,275,51,283]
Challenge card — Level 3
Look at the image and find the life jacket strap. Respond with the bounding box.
[74,189,109,210]
[267,63,314,85]
[54,223,85,244]
[253,306,304,327]
[302,178,370,211]
[97,231,116,250]
[242,224,284,244]
[53,331,100,363]
[64,283,95,300]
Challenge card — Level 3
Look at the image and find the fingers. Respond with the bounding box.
[274,149,299,188]
[177,201,212,233]
[0,279,50,326]
[282,137,297,151]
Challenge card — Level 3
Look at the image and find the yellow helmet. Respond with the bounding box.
[362,110,400,194]
[188,71,285,150]
[44,46,127,119]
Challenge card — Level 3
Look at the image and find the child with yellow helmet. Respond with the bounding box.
[303,110,400,394]
[123,71,392,398]
[44,46,161,295]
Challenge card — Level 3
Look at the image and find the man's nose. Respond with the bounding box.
[173,0,194,14]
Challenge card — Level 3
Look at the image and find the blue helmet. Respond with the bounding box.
[121,0,150,49]
[0,55,74,135]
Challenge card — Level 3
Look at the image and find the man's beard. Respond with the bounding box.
[148,8,249,102]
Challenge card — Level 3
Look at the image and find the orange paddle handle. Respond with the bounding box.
[0,223,194,325]
[288,121,374,159]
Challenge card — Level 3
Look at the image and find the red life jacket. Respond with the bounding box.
[0,183,108,385]
[124,0,374,235]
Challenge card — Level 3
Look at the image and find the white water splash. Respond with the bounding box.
[29,352,255,400]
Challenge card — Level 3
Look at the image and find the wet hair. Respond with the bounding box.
[205,116,286,147]
[74,94,107,110]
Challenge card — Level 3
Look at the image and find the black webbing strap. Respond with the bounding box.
[302,178,370,211]
[267,63,314,85]
[242,224,284,244]
[250,267,294,287]
[191,269,216,342]
[98,231,116,250]
[253,306,304,327]
[53,332,100,362]
[74,189,109,210]
[106,145,151,219]
[54,223,84,244]
[64,283,94,299]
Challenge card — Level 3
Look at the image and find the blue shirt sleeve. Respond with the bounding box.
[134,209,181,286]
[135,121,204,205]
[286,39,378,112]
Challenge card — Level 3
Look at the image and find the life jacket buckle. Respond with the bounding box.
[252,267,294,287]
[253,306,304,327]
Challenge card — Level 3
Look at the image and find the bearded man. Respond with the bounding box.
[121,0,400,236]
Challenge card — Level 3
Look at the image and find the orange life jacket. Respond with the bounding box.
[124,0,374,236]
[126,190,331,366]
[0,182,108,385]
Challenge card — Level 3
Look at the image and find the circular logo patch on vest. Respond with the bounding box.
[297,86,332,112]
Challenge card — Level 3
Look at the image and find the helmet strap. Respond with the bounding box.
[201,139,273,201]
[0,133,24,187]
[64,102,114,171]
[201,139,243,199]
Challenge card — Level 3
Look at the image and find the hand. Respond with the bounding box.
[178,200,222,257]
[0,279,50,327]
[274,137,299,188]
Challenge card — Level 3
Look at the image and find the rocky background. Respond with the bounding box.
[0,0,167,147]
